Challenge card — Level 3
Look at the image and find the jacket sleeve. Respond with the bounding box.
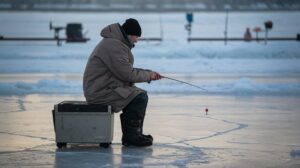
[100,40,152,83]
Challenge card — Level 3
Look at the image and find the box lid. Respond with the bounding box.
[57,101,109,112]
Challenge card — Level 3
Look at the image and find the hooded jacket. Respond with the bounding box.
[83,23,152,112]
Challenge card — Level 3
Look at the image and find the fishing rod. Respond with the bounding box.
[162,76,208,92]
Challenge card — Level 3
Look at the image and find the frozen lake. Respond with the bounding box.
[0,94,300,167]
[0,11,300,167]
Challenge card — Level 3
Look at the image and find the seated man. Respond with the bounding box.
[244,27,252,41]
[83,18,162,147]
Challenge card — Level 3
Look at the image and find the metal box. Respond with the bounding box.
[52,101,114,148]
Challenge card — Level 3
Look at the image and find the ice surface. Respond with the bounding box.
[0,95,300,167]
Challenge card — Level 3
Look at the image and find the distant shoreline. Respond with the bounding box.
[0,9,299,13]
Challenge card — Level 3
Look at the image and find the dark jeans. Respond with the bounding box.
[122,92,148,122]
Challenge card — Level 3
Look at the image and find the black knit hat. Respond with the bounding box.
[122,18,142,37]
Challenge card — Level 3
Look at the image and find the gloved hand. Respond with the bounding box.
[150,71,162,81]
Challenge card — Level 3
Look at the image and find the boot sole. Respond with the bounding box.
[122,141,152,147]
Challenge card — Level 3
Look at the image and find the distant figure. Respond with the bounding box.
[83,18,162,147]
[244,27,252,41]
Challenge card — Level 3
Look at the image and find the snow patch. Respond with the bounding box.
[1,78,299,95]
[0,79,81,95]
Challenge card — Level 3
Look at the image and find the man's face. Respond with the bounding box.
[128,35,139,43]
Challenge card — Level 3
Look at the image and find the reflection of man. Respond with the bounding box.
[121,146,153,166]
[83,18,162,147]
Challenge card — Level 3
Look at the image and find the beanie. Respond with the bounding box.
[121,18,142,37]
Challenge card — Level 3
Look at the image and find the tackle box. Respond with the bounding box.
[52,101,114,148]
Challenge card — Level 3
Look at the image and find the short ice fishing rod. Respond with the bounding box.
[162,76,208,92]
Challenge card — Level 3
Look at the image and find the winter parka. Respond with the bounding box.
[83,23,152,112]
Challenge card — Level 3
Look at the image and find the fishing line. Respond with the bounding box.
[162,75,210,115]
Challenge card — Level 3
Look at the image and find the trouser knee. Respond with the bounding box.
[122,92,148,120]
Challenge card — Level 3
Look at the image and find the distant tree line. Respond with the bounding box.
[0,0,299,11]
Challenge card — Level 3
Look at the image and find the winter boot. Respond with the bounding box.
[121,114,153,142]
[120,115,152,147]
[139,119,153,142]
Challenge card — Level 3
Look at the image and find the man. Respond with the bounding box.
[83,18,162,147]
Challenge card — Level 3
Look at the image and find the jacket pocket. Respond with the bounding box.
[113,87,133,99]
